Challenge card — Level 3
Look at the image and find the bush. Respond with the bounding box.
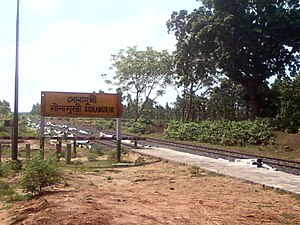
[129,119,153,134]
[106,149,117,162]
[95,119,115,130]
[164,119,272,146]
[0,160,23,177]
[0,180,24,202]
[87,152,98,161]
[20,155,62,195]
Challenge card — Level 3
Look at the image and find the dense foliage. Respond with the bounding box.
[167,0,300,119]
[271,75,300,133]
[0,100,11,115]
[20,155,62,194]
[104,46,173,121]
[164,119,272,146]
[30,103,40,115]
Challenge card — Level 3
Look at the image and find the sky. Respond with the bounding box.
[0,0,200,112]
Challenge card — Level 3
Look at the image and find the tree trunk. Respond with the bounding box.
[185,85,195,122]
[244,79,260,120]
[134,92,139,122]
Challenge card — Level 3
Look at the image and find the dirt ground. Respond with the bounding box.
[0,151,299,225]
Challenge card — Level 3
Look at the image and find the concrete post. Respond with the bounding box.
[66,144,71,164]
[26,143,31,159]
[0,144,2,163]
[56,143,61,161]
[73,139,77,157]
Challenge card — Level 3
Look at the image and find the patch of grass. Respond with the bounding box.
[106,150,118,162]
[134,156,146,165]
[0,160,23,178]
[205,171,223,177]
[87,152,98,161]
[0,180,26,203]
[188,165,201,176]
[292,193,300,203]
[106,176,113,181]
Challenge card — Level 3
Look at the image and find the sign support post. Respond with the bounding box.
[40,115,45,158]
[116,117,121,162]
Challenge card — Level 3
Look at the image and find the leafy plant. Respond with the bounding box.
[0,160,23,177]
[20,154,62,195]
[134,156,146,165]
[164,119,272,146]
[87,152,98,161]
[0,180,25,202]
[129,119,153,134]
[106,149,118,162]
[95,119,115,130]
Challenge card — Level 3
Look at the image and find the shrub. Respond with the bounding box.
[0,180,25,202]
[134,156,146,165]
[87,152,98,161]
[129,119,153,134]
[95,119,115,130]
[20,154,62,195]
[164,119,272,146]
[106,149,117,162]
[0,160,22,177]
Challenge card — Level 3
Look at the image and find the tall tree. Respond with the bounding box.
[167,9,216,122]
[0,100,11,115]
[104,46,174,121]
[272,74,300,132]
[167,0,300,119]
[206,78,249,120]
[30,103,40,115]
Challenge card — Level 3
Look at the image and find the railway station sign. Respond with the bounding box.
[41,91,121,118]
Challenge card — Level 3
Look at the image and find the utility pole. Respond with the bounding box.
[12,0,20,160]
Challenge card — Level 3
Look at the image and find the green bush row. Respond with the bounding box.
[164,119,272,146]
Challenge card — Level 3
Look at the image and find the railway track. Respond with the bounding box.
[37,122,300,175]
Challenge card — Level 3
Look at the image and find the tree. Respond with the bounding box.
[205,78,249,121]
[167,9,216,122]
[167,0,300,119]
[104,46,174,121]
[30,103,40,115]
[272,74,300,132]
[0,100,11,115]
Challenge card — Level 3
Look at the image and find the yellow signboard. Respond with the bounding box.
[41,91,121,118]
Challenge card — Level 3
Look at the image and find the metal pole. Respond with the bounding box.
[116,117,121,162]
[12,0,20,160]
[40,116,45,158]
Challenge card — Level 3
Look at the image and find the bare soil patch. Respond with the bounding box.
[0,151,299,225]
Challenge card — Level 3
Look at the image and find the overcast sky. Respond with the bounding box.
[0,0,200,112]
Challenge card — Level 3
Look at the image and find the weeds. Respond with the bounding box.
[134,156,146,165]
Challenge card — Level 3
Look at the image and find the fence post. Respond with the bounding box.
[0,144,2,163]
[56,143,61,161]
[26,143,31,159]
[134,137,137,147]
[73,138,77,157]
[58,138,62,148]
[66,144,71,164]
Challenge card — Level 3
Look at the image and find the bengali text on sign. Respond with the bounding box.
[41,91,121,118]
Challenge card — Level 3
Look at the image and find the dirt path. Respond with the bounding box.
[1,152,299,225]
